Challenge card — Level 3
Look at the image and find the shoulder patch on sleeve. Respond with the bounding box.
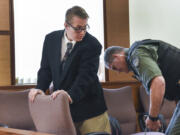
[133,56,139,68]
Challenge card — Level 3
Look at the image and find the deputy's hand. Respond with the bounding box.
[51,90,72,104]
[28,88,45,103]
[145,117,161,131]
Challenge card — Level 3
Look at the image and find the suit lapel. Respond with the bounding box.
[51,30,64,84]
[56,31,64,68]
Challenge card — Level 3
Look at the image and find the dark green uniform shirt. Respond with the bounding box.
[128,44,162,93]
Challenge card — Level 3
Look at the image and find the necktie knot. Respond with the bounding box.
[67,42,73,50]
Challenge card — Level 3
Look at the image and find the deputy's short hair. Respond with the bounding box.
[104,46,125,68]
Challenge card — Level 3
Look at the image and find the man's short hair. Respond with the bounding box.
[65,6,89,24]
[104,46,125,68]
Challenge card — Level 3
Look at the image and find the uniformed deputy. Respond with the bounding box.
[104,39,180,135]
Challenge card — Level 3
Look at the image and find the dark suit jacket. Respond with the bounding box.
[36,30,107,122]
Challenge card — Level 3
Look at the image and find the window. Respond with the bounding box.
[14,0,105,84]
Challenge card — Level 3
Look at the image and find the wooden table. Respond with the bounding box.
[0,127,54,135]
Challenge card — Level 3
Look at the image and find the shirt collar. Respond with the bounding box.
[64,31,76,46]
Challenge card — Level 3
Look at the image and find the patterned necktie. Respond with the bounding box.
[62,42,73,69]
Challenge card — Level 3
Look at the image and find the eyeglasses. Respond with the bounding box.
[66,22,90,33]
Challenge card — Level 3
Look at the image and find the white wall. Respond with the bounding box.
[129,0,180,48]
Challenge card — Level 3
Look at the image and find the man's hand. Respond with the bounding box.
[28,88,45,103]
[145,117,161,131]
[51,90,72,104]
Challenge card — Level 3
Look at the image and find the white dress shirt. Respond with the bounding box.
[61,31,76,61]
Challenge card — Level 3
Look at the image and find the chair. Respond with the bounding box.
[139,86,176,130]
[0,89,35,130]
[103,86,137,135]
[103,86,165,135]
[29,93,76,135]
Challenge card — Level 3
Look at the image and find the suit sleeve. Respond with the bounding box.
[67,41,102,103]
[36,35,52,91]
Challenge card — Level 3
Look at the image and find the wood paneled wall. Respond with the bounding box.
[104,0,136,82]
[0,0,12,86]
[0,36,11,85]
[0,0,10,30]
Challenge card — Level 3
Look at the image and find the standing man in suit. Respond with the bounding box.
[29,6,111,135]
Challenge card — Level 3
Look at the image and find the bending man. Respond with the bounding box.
[104,39,180,135]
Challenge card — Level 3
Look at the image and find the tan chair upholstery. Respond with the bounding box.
[29,93,76,135]
[139,86,176,125]
[0,89,35,130]
[103,86,137,135]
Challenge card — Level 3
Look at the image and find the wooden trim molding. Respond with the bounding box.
[0,127,54,135]
[103,0,109,81]
[9,0,15,85]
[0,31,10,35]
[101,80,141,88]
[0,81,141,90]
[0,85,36,90]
